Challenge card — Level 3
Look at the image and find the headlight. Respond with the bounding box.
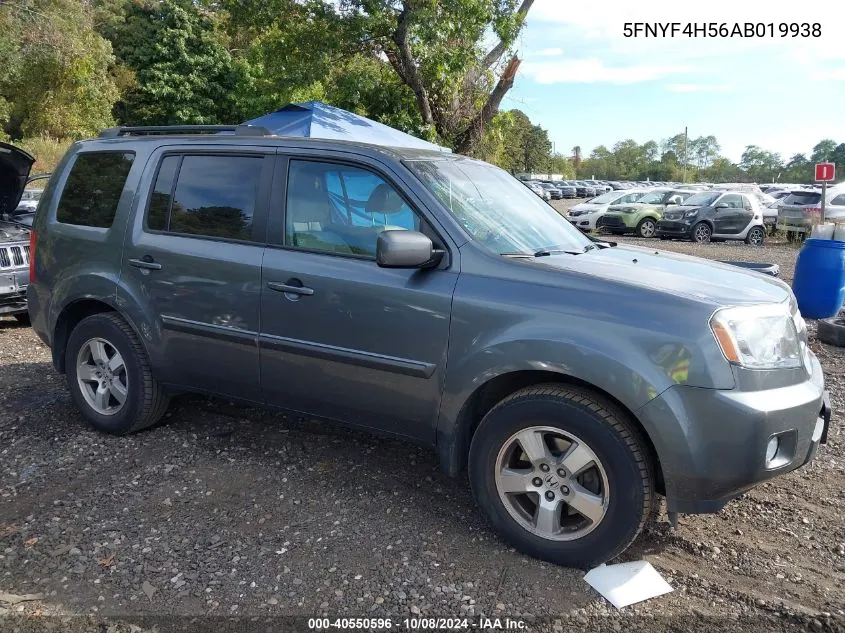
[710,304,801,369]
[683,210,699,218]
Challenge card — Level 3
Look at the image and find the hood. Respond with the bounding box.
[569,202,603,216]
[0,218,31,243]
[532,243,789,306]
[661,204,700,219]
[0,142,35,217]
[607,202,664,214]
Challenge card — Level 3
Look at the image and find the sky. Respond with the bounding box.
[503,0,845,163]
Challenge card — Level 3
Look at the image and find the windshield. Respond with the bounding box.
[636,190,669,204]
[681,191,721,207]
[407,158,593,255]
[589,191,627,204]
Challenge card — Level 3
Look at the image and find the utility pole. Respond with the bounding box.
[682,126,688,183]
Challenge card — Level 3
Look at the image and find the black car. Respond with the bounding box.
[656,190,767,244]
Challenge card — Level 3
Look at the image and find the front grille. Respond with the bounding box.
[0,244,29,269]
[600,215,624,228]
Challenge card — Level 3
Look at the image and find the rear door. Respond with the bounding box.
[258,152,458,442]
[120,146,273,400]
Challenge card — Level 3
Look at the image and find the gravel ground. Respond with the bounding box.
[1,206,844,632]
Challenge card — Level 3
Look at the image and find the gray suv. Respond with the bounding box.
[25,125,830,568]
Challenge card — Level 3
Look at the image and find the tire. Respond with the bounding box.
[14,313,30,325]
[817,316,845,347]
[65,312,169,435]
[745,226,765,246]
[691,222,712,243]
[636,218,656,238]
[468,384,655,568]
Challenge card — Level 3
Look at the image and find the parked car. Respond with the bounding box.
[599,188,697,237]
[777,186,845,239]
[537,182,563,200]
[656,190,767,244]
[567,189,650,231]
[524,181,551,201]
[25,124,830,568]
[550,181,577,199]
[590,181,612,194]
[573,181,596,198]
[0,141,35,323]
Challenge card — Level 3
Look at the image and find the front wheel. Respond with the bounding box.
[468,385,655,568]
[65,313,169,435]
[745,226,765,246]
[691,222,712,243]
[636,218,656,238]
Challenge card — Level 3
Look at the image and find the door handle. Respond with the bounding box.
[267,281,314,296]
[129,256,163,271]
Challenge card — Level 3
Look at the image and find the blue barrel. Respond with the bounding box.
[792,238,845,319]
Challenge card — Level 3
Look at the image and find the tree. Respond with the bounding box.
[101,0,245,125]
[571,146,582,171]
[740,145,783,183]
[343,0,535,153]
[1,0,118,139]
[811,139,837,163]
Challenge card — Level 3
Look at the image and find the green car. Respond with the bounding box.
[597,188,696,237]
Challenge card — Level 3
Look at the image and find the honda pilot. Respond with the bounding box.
[25,125,831,568]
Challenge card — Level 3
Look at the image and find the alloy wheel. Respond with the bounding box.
[76,337,128,416]
[639,219,656,238]
[494,426,610,541]
[693,223,711,243]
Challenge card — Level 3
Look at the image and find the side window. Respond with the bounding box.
[147,155,179,231]
[285,159,420,257]
[56,152,135,228]
[831,194,845,206]
[145,154,262,241]
[743,195,754,210]
[620,193,639,203]
[720,194,743,208]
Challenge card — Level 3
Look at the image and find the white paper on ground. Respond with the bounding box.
[583,561,673,609]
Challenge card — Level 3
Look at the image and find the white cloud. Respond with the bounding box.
[532,47,563,57]
[521,58,694,85]
[666,83,734,93]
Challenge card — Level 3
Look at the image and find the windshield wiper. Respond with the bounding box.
[533,248,583,257]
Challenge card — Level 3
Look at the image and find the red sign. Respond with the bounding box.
[815,162,836,182]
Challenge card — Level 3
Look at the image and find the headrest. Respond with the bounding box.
[365,183,406,215]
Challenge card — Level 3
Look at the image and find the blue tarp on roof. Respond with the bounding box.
[243,101,450,152]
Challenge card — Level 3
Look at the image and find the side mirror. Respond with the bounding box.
[715,202,729,209]
[376,230,443,269]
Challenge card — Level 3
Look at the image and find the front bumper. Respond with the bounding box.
[655,219,693,237]
[0,268,28,316]
[597,214,634,230]
[637,354,830,514]
[568,214,599,231]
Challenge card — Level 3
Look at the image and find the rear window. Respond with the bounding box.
[783,192,821,206]
[56,152,135,228]
[145,154,263,241]
[830,194,845,206]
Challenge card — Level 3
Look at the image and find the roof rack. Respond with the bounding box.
[98,124,275,138]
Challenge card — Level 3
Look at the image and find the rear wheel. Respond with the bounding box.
[691,222,712,243]
[65,313,169,435]
[745,226,765,246]
[468,385,655,568]
[636,218,656,238]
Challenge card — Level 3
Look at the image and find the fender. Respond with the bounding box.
[434,309,728,478]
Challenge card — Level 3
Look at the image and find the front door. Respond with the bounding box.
[121,148,274,400]
[258,156,458,442]
[715,193,750,234]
